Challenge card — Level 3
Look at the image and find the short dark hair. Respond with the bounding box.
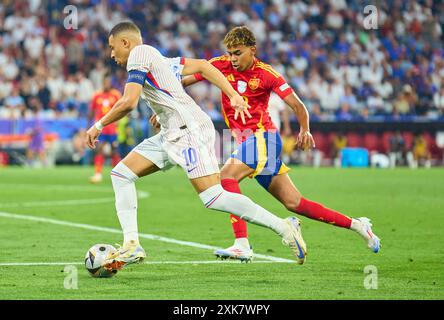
[109,21,141,37]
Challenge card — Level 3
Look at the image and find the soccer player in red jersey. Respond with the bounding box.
[183,26,381,261]
[88,76,122,183]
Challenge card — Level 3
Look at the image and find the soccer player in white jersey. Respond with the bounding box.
[85,22,308,271]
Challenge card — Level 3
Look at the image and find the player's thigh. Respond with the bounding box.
[130,133,175,177]
[267,173,302,211]
[121,151,160,178]
[220,157,255,182]
[95,142,105,154]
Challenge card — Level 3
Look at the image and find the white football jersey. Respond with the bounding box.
[126,45,211,141]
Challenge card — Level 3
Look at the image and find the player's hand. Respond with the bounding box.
[296,130,315,151]
[230,94,252,125]
[85,125,101,149]
[149,114,160,129]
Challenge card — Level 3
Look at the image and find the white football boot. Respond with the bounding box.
[281,217,307,264]
[353,217,381,253]
[214,243,254,263]
[102,240,146,271]
[89,173,103,184]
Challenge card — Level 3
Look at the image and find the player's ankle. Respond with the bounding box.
[350,218,362,232]
[234,237,250,248]
[124,238,140,246]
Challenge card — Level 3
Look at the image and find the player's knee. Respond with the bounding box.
[220,160,252,181]
[220,169,240,181]
[199,184,231,212]
[110,162,139,183]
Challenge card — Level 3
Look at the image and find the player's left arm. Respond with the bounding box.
[85,83,141,149]
[283,92,315,150]
[271,73,315,150]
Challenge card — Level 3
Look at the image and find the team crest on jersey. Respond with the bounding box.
[237,80,247,93]
[248,78,260,91]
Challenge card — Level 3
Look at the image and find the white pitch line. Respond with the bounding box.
[0,191,149,208]
[0,183,113,192]
[0,211,294,263]
[0,260,292,267]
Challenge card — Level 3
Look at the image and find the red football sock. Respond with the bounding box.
[111,153,121,167]
[295,197,352,229]
[94,154,105,174]
[221,178,248,239]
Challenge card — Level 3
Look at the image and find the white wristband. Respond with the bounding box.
[95,121,104,131]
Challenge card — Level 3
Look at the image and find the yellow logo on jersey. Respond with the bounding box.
[227,74,235,82]
[248,78,260,90]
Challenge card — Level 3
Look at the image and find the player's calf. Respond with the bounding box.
[111,162,140,245]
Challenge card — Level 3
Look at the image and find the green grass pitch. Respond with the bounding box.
[0,166,443,300]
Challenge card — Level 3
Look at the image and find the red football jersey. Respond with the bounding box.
[194,56,293,142]
[90,89,121,135]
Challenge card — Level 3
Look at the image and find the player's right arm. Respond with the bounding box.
[181,58,251,124]
[85,83,141,149]
[86,46,150,149]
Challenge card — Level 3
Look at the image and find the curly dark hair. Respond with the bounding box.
[223,26,256,48]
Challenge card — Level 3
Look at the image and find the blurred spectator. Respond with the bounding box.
[339,85,358,110]
[117,116,136,159]
[433,87,444,115]
[389,131,407,168]
[45,36,65,73]
[24,32,44,60]
[393,85,417,116]
[336,103,354,122]
[0,0,442,123]
[367,93,385,115]
[66,37,84,75]
[331,133,347,167]
[89,61,107,91]
[76,72,95,117]
[26,105,46,167]
[412,133,432,168]
[4,87,25,119]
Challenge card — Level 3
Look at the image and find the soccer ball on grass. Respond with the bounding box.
[84,244,118,278]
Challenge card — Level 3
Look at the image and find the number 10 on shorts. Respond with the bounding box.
[182,147,198,168]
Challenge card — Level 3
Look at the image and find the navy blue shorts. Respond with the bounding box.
[230,130,290,190]
[99,134,117,144]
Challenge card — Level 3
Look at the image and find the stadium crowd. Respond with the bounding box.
[0,0,443,123]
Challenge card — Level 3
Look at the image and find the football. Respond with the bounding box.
[84,244,118,278]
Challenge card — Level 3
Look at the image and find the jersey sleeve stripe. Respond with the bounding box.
[256,63,280,78]
[208,55,229,63]
[146,72,173,97]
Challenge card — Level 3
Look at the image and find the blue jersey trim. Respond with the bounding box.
[126,70,147,85]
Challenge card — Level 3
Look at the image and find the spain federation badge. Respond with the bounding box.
[248,78,260,91]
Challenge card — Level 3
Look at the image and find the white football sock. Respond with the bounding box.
[111,162,140,245]
[350,218,361,232]
[199,184,287,235]
[234,237,250,249]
